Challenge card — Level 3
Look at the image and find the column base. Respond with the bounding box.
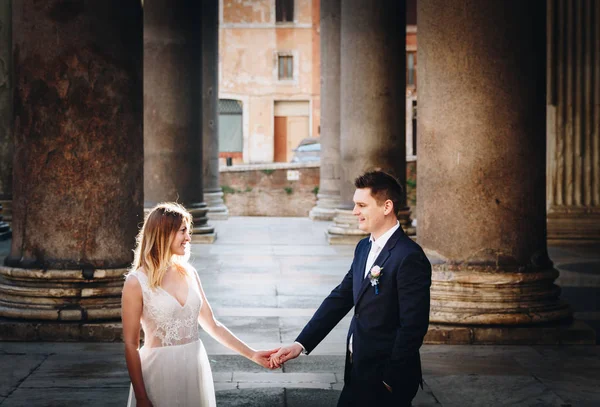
[309,206,337,221]
[206,209,229,221]
[429,257,572,325]
[204,190,229,220]
[326,209,368,245]
[191,232,217,244]
[188,203,216,244]
[309,193,341,221]
[0,266,124,341]
[0,318,123,341]
[547,208,600,244]
[424,319,595,345]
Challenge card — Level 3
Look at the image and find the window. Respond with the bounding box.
[218,99,243,153]
[407,51,417,87]
[278,54,293,80]
[276,0,294,23]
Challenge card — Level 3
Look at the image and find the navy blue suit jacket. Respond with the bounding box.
[296,227,431,397]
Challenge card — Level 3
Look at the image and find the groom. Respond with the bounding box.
[271,171,431,406]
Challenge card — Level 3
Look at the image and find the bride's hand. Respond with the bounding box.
[251,348,281,369]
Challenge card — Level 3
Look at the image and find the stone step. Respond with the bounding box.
[425,320,596,345]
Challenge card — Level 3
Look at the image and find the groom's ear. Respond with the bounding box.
[383,199,394,215]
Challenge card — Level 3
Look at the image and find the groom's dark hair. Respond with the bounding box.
[354,170,404,217]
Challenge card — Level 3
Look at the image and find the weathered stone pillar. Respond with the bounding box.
[546,0,600,244]
[202,0,228,220]
[418,0,582,343]
[327,0,412,244]
[0,0,143,341]
[0,0,12,239]
[144,0,216,242]
[309,0,341,221]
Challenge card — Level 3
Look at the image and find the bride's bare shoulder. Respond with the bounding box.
[123,268,147,289]
[177,262,196,275]
[123,272,143,298]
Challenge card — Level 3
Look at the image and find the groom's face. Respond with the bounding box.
[352,188,385,234]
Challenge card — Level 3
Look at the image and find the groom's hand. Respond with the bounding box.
[251,348,281,369]
[269,343,303,368]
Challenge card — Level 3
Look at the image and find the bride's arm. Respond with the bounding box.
[122,276,152,404]
[192,272,278,368]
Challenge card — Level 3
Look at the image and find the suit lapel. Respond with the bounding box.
[353,240,371,302]
[355,227,404,306]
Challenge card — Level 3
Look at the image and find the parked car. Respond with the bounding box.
[291,138,320,163]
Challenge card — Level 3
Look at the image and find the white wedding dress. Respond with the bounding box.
[126,267,216,407]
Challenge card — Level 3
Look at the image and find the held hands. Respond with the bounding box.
[251,348,281,369]
[268,343,303,368]
[250,343,303,369]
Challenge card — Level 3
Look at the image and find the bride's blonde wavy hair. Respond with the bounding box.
[130,202,192,289]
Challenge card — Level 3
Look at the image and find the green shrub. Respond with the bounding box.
[221,185,236,194]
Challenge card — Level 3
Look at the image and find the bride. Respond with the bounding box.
[122,202,278,407]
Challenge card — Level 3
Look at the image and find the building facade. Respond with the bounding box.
[218,0,320,164]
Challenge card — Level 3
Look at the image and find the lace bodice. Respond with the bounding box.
[127,267,203,348]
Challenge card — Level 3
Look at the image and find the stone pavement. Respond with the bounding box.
[1,217,599,406]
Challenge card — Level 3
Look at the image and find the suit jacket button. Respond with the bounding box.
[355,314,359,319]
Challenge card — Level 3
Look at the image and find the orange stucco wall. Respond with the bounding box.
[219,0,320,164]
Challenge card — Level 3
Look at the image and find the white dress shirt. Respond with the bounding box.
[363,221,400,278]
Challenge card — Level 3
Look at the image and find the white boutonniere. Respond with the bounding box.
[369,265,383,295]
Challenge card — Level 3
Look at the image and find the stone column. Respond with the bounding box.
[144,0,216,242]
[0,0,12,239]
[546,0,600,244]
[418,0,578,342]
[327,0,413,244]
[202,0,228,220]
[0,0,143,341]
[309,0,341,221]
